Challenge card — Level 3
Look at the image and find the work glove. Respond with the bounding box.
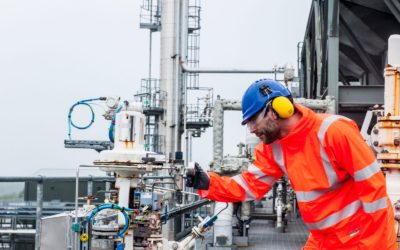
[185,162,210,190]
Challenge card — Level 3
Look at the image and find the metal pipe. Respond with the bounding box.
[174,0,182,154]
[160,199,210,221]
[213,202,233,246]
[327,0,339,112]
[213,100,224,164]
[0,176,114,182]
[151,181,175,192]
[297,41,303,94]
[149,31,153,80]
[159,0,175,157]
[34,180,43,250]
[184,236,196,250]
[212,99,242,164]
[145,185,198,196]
[305,38,311,98]
[143,175,174,180]
[74,168,80,250]
[181,62,284,74]
[105,181,111,200]
[313,0,323,97]
[180,0,188,160]
[87,176,93,196]
[189,130,192,162]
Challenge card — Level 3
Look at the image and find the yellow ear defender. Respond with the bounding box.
[271,96,294,119]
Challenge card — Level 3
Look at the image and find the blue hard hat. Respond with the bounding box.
[241,79,291,125]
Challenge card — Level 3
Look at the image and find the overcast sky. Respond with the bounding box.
[0,0,311,176]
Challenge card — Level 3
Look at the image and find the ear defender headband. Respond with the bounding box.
[259,84,294,119]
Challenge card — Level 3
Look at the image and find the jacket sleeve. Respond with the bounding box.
[324,118,391,216]
[198,143,284,202]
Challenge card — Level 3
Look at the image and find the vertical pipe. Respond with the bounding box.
[305,38,312,98]
[327,0,339,113]
[385,35,400,116]
[105,181,111,200]
[213,202,233,246]
[117,178,131,225]
[213,100,224,164]
[189,130,192,162]
[297,42,303,97]
[74,168,80,250]
[11,234,15,250]
[174,0,182,153]
[87,176,93,197]
[35,179,43,250]
[149,31,153,80]
[160,0,178,158]
[185,130,189,165]
[313,0,322,97]
[182,0,189,165]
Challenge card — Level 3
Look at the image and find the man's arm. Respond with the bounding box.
[188,143,284,203]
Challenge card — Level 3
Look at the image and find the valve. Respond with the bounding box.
[80,233,89,242]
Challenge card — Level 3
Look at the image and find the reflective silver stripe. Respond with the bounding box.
[318,115,351,186]
[248,164,276,186]
[271,143,288,175]
[363,197,387,213]
[354,160,381,181]
[305,200,361,230]
[232,175,256,201]
[296,175,350,202]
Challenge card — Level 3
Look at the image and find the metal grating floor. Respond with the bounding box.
[242,218,309,250]
[196,217,309,250]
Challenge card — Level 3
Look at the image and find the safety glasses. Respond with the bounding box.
[246,105,268,130]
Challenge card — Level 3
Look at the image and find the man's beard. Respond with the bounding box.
[262,119,280,144]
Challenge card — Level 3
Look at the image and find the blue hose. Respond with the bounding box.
[67,97,104,140]
[87,204,133,239]
[108,105,123,143]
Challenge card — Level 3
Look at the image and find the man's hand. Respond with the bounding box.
[185,162,210,190]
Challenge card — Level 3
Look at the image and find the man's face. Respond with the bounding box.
[247,107,280,144]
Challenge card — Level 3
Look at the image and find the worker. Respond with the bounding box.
[186,79,397,249]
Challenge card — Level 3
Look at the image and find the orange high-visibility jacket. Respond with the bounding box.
[199,104,396,249]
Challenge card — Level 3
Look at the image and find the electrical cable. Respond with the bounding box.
[235,202,242,222]
[87,203,133,239]
[214,202,229,217]
[67,97,105,140]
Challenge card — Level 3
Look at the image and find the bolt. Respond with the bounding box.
[373,141,379,147]
[172,242,179,250]
[373,129,379,134]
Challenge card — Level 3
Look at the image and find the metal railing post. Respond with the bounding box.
[35,178,43,250]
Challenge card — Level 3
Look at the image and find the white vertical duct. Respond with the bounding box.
[213,202,233,247]
[388,35,400,67]
[384,35,400,208]
[385,35,400,117]
[160,0,180,159]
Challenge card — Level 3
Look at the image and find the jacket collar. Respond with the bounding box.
[277,104,317,144]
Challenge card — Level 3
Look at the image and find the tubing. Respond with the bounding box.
[87,203,133,238]
[108,105,123,142]
[67,97,105,140]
